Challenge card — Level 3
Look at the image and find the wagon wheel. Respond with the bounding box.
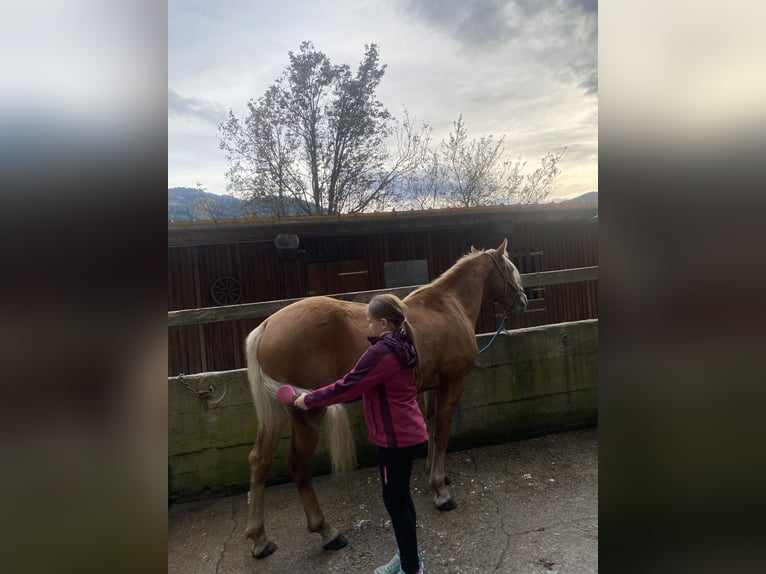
[210,276,242,305]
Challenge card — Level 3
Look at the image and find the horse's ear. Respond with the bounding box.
[470,245,479,254]
[496,238,508,256]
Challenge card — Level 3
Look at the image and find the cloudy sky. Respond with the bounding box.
[169,0,598,201]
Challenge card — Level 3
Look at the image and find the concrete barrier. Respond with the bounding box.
[168,319,597,502]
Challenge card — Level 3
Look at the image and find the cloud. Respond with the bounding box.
[167,89,228,125]
[399,0,517,50]
[399,0,597,95]
[579,70,598,95]
[570,0,597,14]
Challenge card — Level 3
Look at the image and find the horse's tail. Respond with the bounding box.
[245,324,288,436]
[246,323,356,474]
[325,403,357,473]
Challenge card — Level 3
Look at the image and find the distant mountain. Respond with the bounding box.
[168,187,247,221]
[169,186,596,221]
[168,187,318,221]
[564,191,598,202]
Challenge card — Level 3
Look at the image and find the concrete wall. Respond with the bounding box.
[168,319,597,502]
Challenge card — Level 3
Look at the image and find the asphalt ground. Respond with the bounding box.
[169,428,598,574]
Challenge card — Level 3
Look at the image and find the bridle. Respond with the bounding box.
[482,251,523,310]
[477,251,524,354]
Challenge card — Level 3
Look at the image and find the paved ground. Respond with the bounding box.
[169,428,597,574]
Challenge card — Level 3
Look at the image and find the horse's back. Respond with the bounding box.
[256,297,369,389]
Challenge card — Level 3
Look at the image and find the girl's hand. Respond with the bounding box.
[293,393,308,410]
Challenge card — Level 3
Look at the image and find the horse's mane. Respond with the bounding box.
[408,250,485,298]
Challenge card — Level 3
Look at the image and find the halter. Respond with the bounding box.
[482,251,522,309]
[478,251,522,354]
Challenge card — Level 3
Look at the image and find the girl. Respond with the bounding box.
[294,293,427,574]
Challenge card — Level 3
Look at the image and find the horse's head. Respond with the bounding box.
[473,239,528,313]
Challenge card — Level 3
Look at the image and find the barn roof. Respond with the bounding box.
[168,202,597,247]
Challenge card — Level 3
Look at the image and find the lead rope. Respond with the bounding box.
[478,316,507,354]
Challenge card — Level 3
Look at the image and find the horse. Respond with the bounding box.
[243,238,527,558]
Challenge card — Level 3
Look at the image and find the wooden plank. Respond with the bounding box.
[522,266,598,288]
[168,286,414,327]
[167,266,598,328]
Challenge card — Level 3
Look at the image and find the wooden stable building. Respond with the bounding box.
[168,203,598,375]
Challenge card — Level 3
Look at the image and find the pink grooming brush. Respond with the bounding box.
[276,384,298,406]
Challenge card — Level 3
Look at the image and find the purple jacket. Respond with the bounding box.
[303,330,428,448]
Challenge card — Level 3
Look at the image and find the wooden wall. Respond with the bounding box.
[168,218,597,375]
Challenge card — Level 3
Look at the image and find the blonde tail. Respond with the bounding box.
[325,404,357,473]
[245,325,287,435]
[246,324,356,474]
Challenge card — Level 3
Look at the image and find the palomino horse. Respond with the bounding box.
[244,239,527,558]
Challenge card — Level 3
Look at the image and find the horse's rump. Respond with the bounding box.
[246,300,360,473]
[257,296,370,389]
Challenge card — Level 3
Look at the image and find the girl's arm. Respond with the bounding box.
[299,345,393,409]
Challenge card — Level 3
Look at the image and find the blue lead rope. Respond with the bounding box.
[478,318,507,354]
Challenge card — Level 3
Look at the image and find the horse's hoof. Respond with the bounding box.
[323,533,348,551]
[444,475,452,486]
[437,498,458,512]
[252,540,278,559]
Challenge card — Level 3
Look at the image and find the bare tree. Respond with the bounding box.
[400,115,566,208]
[518,150,566,204]
[191,181,224,221]
[354,107,432,213]
[441,116,514,207]
[219,42,427,215]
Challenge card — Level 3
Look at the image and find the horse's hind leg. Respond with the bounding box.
[245,418,286,558]
[289,409,348,551]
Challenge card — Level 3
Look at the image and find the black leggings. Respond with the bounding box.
[378,443,424,574]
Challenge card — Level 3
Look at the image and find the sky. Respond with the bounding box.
[168,0,598,201]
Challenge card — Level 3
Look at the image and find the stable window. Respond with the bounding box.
[384,259,429,288]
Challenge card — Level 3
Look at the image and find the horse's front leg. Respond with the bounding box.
[245,418,286,558]
[423,389,453,488]
[289,409,348,551]
[429,382,463,511]
[423,389,436,473]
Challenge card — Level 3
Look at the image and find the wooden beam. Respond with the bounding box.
[522,266,599,287]
[168,266,598,328]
